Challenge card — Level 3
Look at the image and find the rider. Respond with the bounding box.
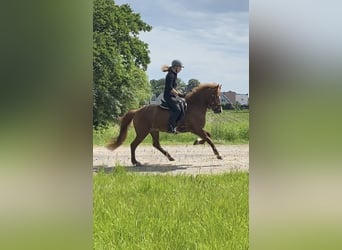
[162,59,185,134]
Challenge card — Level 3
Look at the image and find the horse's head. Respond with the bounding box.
[208,84,222,113]
[186,83,222,113]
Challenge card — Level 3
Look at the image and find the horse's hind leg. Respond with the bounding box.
[130,130,149,166]
[150,131,175,161]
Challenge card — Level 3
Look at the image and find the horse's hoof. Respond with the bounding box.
[168,157,175,161]
[217,155,223,160]
[193,139,200,145]
[132,161,142,166]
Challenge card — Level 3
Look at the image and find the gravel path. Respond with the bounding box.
[93,144,249,175]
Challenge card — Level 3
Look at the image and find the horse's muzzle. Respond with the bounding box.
[213,106,222,113]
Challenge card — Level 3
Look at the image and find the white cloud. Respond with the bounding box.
[115,0,249,93]
[140,12,248,93]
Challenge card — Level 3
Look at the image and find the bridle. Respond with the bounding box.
[208,92,222,113]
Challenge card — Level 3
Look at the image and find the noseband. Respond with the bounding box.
[208,93,221,110]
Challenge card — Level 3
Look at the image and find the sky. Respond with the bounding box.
[114,0,249,94]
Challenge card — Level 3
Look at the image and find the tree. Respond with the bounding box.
[150,77,187,97]
[93,0,152,128]
[177,78,187,94]
[150,79,165,97]
[186,78,200,93]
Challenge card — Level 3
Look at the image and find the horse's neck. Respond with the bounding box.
[186,98,208,115]
[186,92,208,111]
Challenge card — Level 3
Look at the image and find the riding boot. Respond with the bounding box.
[167,124,178,134]
[168,112,179,134]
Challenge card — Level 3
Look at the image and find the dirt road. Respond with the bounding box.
[93,144,249,175]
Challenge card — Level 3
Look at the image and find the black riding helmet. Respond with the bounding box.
[171,59,184,68]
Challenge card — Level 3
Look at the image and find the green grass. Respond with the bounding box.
[93,169,249,249]
[93,110,249,146]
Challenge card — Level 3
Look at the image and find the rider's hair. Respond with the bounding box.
[161,65,170,72]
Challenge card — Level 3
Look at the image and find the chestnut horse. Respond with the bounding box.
[106,83,223,166]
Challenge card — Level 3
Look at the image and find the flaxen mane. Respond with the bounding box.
[186,83,219,100]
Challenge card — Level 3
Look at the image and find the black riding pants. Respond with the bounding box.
[165,97,182,128]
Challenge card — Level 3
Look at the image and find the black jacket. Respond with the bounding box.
[163,69,177,100]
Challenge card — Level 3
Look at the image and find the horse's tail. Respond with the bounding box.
[106,109,137,151]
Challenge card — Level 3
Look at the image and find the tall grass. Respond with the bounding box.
[206,110,249,144]
[93,169,249,249]
[93,110,249,146]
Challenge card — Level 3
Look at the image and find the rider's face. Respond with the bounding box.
[175,66,183,73]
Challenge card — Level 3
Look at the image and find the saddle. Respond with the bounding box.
[159,100,170,110]
[159,97,187,111]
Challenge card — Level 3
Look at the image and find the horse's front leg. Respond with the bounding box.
[193,129,222,159]
[193,131,211,145]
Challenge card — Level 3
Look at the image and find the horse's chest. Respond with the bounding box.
[185,115,205,128]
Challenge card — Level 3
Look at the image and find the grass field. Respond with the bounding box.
[93,110,249,146]
[93,168,249,249]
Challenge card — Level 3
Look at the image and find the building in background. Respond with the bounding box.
[150,91,249,109]
[221,91,249,109]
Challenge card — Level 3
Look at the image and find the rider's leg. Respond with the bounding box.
[167,103,181,133]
